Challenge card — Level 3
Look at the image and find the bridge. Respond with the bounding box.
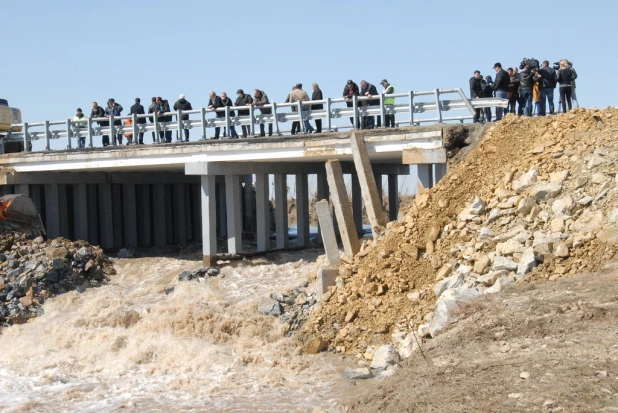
[0,88,506,264]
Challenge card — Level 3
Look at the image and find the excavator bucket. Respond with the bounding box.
[0,194,46,237]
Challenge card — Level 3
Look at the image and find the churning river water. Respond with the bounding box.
[0,250,373,412]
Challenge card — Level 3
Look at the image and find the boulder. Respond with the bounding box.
[608,208,618,224]
[344,367,373,380]
[551,196,574,217]
[517,247,537,275]
[302,336,327,355]
[117,248,134,258]
[572,210,604,233]
[484,275,514,294]
[370,345,401,372]
[516,197,537,216]
[474,255,490,275]
[496,239,525,256]
[257,297,283,316]
[434,273,464,298]
[435,264,453,281]
[549,170,569,183]
[512,170,538,194]
[492,256,518,271]
[591,173,609,184]
[530,182,562,201]
[393,331,420,359]
[553,243,570,258]
[428,288,482,337]
[45,246,68,260]
[597,225,618,244]
[477,270,507,287]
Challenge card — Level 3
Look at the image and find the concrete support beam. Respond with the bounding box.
[402,148,447,164]
[216,182,227,238]
[255,173,271,252]
[434,163,448,184]
[295,173,310,247]
[152,183,166,247]
[112,184,123,249]
[242,175,256,233]
[31,185,43,220]
[201,175,217,266]
[73,184,89,241]
[164,185,173,245]
[44,185,60,239]
[14,184,29,197]
[316,171,329,244]
[388,174,399,221]
[173,184,187,245]
[374,173,383,204]
[315,200,341,266]
[137,184,152,246]
[58,185,70,239]
[87,184,99,245]
[417,164,433,189]
[225,175,242,254]
[274,173,288,249]
[350,132,386,236]
[123,184,138,247]
[191,183,202,242]
[98,184,114,249]
[351,173,363,235]
[325,160,360,257]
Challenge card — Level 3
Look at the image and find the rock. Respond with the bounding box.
[551,196,574,217]
[574,176,588,189]
[608,208,618,224]
[206,267,220,277]
[543,400,556,408]
[435,264,452,281]
[117,248,134,258]
[474,255,490,275]
[531,146,544,154]
[84,260,95,272]
[370,345,400,372]
[468,196,486,215]
[485,275,514,294]
[479,227,494,240]
[406,291,421,302]
[520,371,530,379]
[45,246,68,260]
[477,270,506,287]
[516,197,537,216]
[572,210,604,233]
[595,370,609,377]
[74,247,91,261]
[425,225,441,242]
[434,273,464,298]
[394,331,420,359]
[553,243,570,258]
[400,244,418,260]
[550,170,569,183]
[512,170,538,194]
[428,288,482,337]
[550,218,565,233]
[178,271,193,281]
[52,258,64,270]
[257,297,282,316]
[492,256,518,271]
[496,239,525,256]
[591,173,609,184]
[493,226,530,243]
[508,393,522,400]
[517,248,537,275]
[597,225,618,244]
[302,337,327,355]
[587,155,607,169]
[344,367,373,380]
[344,309,357,323]
[530,182,562,201]
[577,195,594,206]
[487,209,502,223]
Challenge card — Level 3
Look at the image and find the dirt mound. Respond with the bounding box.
[301,108,618,358]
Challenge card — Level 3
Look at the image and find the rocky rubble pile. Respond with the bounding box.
[300,108,618,368]
[0,233,114,326]
[258,282,320,334]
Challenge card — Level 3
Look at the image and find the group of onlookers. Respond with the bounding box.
[470,59,578,123]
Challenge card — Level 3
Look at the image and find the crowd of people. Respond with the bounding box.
[470,59,578,123]
[68,79,398,147]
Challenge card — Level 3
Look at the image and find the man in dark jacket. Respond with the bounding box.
[536,61,557,116]
[518,64,536,116]
[155,97,172,143]
[208,91,225,139]
[104,98,123,145]
[343,80,360,127]
[469,70,483,123]
[91,102,108,146]
[360,80,379,129]
[147,97,157,143]
[220,92,239,138]
[129,98,145,144]
[173,94,193,141]
[311,83,323,133]
[234,89,253,138]
[482,77,494,122]
[253,89,273,137]
[492,63,509,121]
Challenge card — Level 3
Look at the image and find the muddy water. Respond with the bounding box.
[0,251,373,412]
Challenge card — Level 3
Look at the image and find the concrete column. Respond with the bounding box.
[152,183,166,247]
[73,184,88,241]
[87,184,99,245]
[137,184,152,246]
[255,173,271,252]
[44,185,60,239]
[216,182,227,238]
[374,173,383,204]
[14,184,29,197]
[112,184,123,249]
[315,200,341,266]
[388,174,399,221]
[201,175,217,266]
[123,184,138,247]
[351,173,363,235]
[274,173,288,249]
[191,183,202,242]
[173,184,187,245]
[164,184,173,245]
[225,175,242,254]
[98,184,114,249]
[350,132,386,236]
[417,164,433,189]
[325,160,360,257]
[58,185,70,239]
[184,184,193,242]
[30,185,43,219]
[316,171,328,244]
[434,163,448,184]
[295,173,310,247]
[242,175,256,233]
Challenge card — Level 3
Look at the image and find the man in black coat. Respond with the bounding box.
[492,63,509,121]
[147,97,157,143]
[90,102,108,146]
[155,97,172,143]
[469,70,483,123]
[173,94,193,141]
[234,89,253,138]
[129,98,145,144]
[311,83,323,134]
[536,61,557,116]
[208,91,225,139]
[360,80,379,129]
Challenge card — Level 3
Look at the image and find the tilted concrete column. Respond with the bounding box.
[73,184,88,241]
[388,174,399,221]
[295,173,310,247]
[44,185,60,240]
[316,171,329,243]
[137,184,151,246]
[98,184,114,249]
[201,175,217,266]
[417,164,433,189]
[350,132,386,236]
[173,184,187,245]
[255,173,271,252]
[434,163,448,184]
[225,175,242,254]
[87,184,99,245]
[274,173,288,249]
[112,184,123,248]
[14,184,29,197]
[152,183,166,247]
[351,173,363,235]
[123,184,138,247]
[315,200,341,266]
[58,185,70,239]
[325,160,360,257]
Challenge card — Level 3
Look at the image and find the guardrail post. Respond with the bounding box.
[23,123,30,152]
[225,106,231,137]
[109,115,116,145]
[326,98,332,132]
[272,102,280,136]
[66,119,73,149]
[176,110,183,141]
[87,117,94,148]
[352,95,359,130]
[44,120,51,150]
[200,107,207,140]
[132,113,138,144]
[153,112,160,143]
[408,91,415,126]
[379,93,386,129]
[435,89,443,123]
[249,103,255,137]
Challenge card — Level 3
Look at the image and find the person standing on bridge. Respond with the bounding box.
[155,97,172,143]
[208,91,225,139]
[72,108,88,149]
[311,83,323,134]
[381,79,396,127]
[129,98,145,145]
[492,63,509,121]
[220,92,239,138]
[284,86,300,135]
[90,102,108,147]
[469,71,483,123]
[343,80,359,127]
[235,89,253,138]
[105,98,124,145]
[360,80,379,129]
[173,94,193,141]
[289,84,314,134]
[253,89,273,137]
[148,97,158,143]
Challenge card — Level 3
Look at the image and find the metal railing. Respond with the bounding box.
[2,88,507,153]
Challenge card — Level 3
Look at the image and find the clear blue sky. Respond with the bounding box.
[4,0,614,123]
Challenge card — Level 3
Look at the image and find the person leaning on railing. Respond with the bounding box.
[173,94,193,142]
[129,97,146,144]
[71,108,88,149]
[208,91,225,139]
[342,80,360,127]
[220,92,239,138]
[253,89,273,137]
[381,79,395,128]
[155,97,172,143]
[360,80,379,129]
[105,98,124,145]
[90,102,107,146]
[234,89,253,138]
[289,84,315,134]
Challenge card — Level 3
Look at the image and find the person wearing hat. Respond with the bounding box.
[173,94,193,141]
[381,79,396,128]
[72,108,88,148]
[492,63,509,121]
[104,98,124,145]
[234,89,253,138]
[129,98,146,144]
[342,80,359,127]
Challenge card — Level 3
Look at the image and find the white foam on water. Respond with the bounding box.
[0,250,372,412]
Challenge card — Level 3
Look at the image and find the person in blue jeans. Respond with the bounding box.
[491,63,509,121]
[536,60,557,116]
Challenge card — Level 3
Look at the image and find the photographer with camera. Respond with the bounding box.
[491,63,509,121]
[556,59,578,113]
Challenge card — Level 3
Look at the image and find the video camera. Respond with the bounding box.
[520,57,539,70]
[553,60,573,71]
